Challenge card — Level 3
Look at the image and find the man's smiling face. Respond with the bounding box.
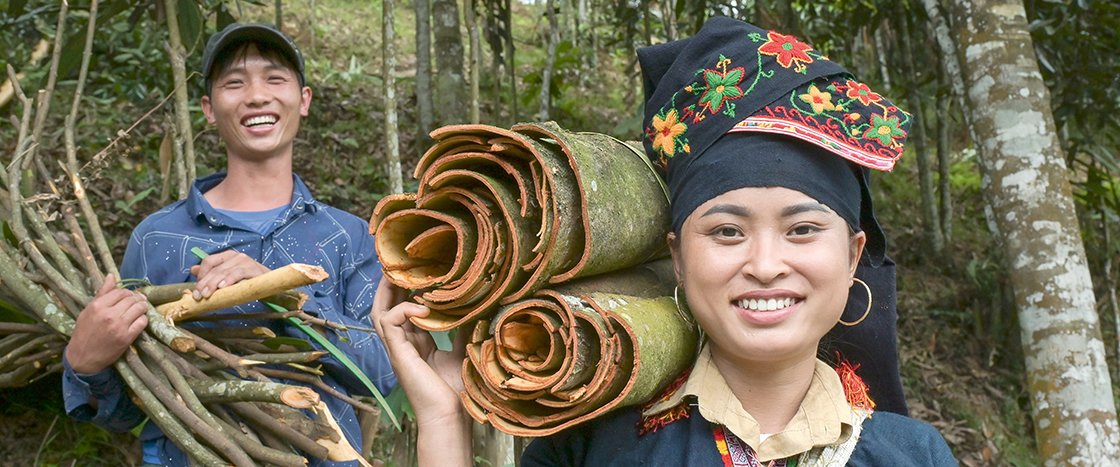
[201,43,311,163]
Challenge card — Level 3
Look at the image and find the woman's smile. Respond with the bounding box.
[734,294,802,326]
[671,186,866,365]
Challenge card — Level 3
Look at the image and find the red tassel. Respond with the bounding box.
[835,359,876,412]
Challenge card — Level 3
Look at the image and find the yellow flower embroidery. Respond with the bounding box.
[652,109,688,157]
[799,84,836,114]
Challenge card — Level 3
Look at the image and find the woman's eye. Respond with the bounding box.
[790,224,819,236]
[716,226,741,237]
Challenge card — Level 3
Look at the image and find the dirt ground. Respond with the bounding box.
[0,375,140,467]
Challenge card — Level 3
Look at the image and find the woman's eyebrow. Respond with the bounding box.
[781,203,831,217]
[700,204,752,218]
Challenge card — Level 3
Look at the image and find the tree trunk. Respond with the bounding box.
[163,0,197,197]
[895,7,943,255]
[660,0,677,41]
[415,0,434,153]
[384,0,403,194]
[537,0,559,121]
[921,0,983,163]
[936,63,953,245]
[948,0,1120,463]
[872,23,892,92]
[506,0,516,125]
[432,0,467,125]
[274,0,282,30]
[465,0,481,124]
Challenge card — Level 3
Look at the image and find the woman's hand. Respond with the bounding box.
[372,277,472,467]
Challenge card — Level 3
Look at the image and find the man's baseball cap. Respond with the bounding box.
[201,22,306,94]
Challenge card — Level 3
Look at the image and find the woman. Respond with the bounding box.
[373,17,956,466]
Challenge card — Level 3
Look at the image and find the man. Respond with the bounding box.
[61,23,396,466]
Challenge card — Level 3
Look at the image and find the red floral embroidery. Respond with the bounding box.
[758,31,814,72]
[843,80,882,106]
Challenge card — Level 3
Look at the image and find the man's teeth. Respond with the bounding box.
[737,297,795,311]
[244,116,277,127]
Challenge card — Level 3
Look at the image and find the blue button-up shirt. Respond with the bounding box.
[62,173,397,466]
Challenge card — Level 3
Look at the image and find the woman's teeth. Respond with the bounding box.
[737,297,795,311]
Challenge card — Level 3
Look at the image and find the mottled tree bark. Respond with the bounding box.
[948,0,1120,463]
[163,0,196,197]
[384,0,403,194]
[465,0,481,124]
[415,0,434,152]
[432,0,467,124]
[537,0,558,121]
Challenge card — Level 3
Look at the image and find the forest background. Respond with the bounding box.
[1,0,1119,465]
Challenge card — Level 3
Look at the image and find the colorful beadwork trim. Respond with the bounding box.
[714,425,795,467]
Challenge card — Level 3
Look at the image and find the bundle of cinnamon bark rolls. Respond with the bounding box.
[373,122,699,436]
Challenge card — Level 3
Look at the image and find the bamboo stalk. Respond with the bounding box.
[156,264,328,321]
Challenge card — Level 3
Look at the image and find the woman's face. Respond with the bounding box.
[670,186,866,367]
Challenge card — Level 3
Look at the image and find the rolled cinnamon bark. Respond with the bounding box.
[373,122,671,331]
[459,260,699,436]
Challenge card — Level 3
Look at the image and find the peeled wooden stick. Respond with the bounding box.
[188,380,321,408]
[314,401,373,465]
[156,263,327,322]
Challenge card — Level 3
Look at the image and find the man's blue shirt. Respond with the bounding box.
[62,172,396,466]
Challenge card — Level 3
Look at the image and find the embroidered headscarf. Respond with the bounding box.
[638,16,910,266]
[639,16,914,416]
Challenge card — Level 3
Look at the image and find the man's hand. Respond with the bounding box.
[190,250,270,300]
[65,275,149,375]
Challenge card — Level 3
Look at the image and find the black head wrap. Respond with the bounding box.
[638,16,910,266]
[638,16,912,415]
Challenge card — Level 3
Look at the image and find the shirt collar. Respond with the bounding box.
[187,172,318,229]
[642,345,855,462]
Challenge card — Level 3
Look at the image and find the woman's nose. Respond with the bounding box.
[741,237,790,284]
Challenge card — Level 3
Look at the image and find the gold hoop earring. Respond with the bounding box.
[839,278,872,327]
[673,285,695,326]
